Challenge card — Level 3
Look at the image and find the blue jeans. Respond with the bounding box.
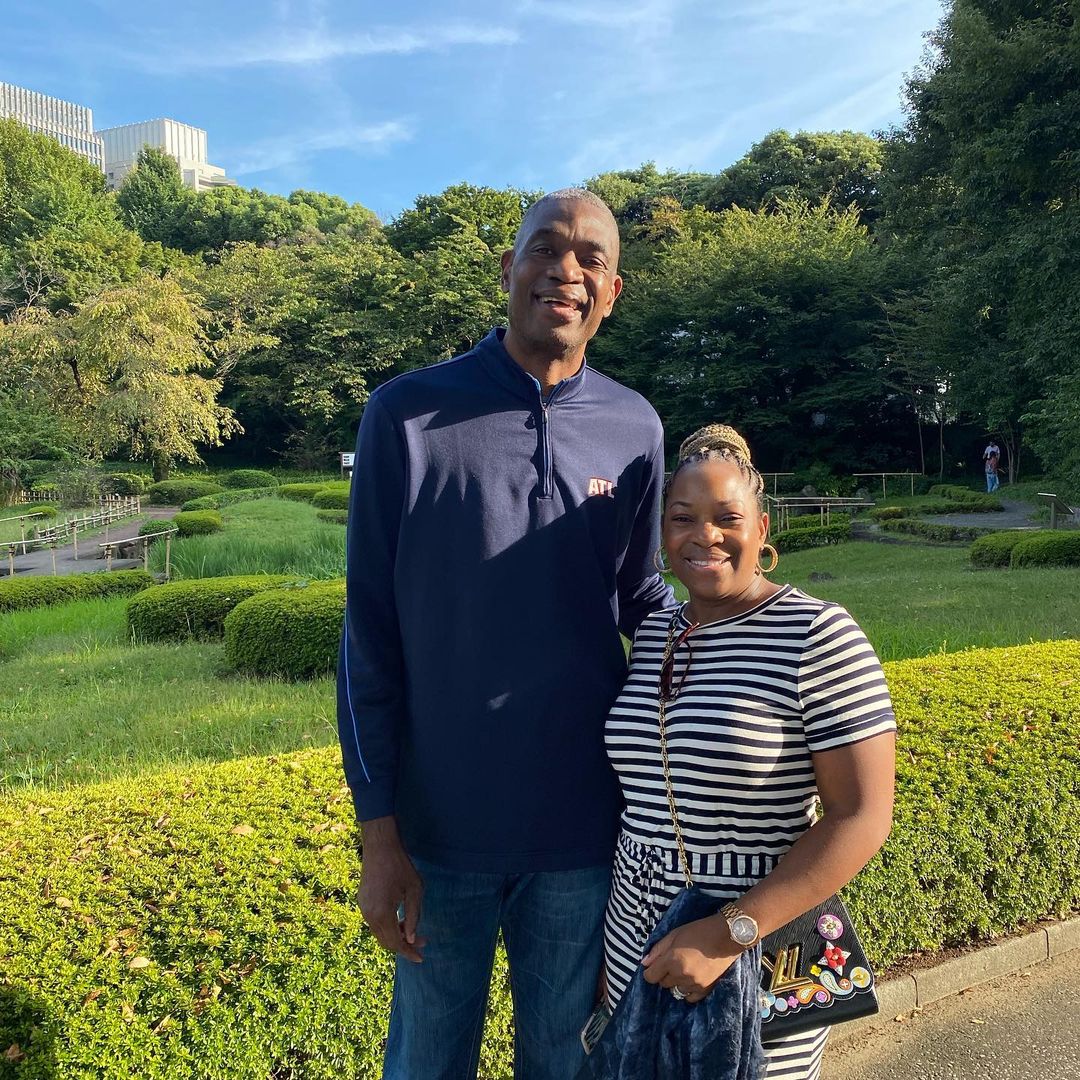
[986,470,1000,492]
[383,858,611,1080]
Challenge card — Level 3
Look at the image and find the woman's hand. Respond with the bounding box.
[641,916,741,1003]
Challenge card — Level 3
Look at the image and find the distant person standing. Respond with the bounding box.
[983,440,1001,493]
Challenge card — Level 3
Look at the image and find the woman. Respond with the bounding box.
[601,425,896,1079]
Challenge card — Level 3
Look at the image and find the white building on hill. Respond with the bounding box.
[97,118,235,192]
[0,81,105,170]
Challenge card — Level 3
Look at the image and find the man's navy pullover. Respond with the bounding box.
[337,327,674,872]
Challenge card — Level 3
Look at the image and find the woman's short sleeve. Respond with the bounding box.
[798,605,896,752]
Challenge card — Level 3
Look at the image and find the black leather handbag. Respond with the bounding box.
[759,895,878,1035]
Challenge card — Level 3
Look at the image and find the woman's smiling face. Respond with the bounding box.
[662,457,769,606]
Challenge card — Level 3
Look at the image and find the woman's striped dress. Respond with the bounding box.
[603,585,895,1079]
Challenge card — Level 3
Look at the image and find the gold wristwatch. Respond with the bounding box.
[721,902,760,949]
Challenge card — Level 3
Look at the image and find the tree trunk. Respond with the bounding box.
[913,395,926,474]
[938,412,946,481]
[152,451,171,482]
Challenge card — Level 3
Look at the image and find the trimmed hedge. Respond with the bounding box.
[880,518,989,543]
[772,523,851,553]
[0,570,154,613]
[220,469,278,490]
[1010,531,1080,569]
[922,486,1004,512]
[310,487,350,511]
[783,513,851,532]
[276,483,328,502]
[1,642,1077,1077]
[105,472,150,496]
[316,509,348,525]
[126,575,298,642]
[173,510,224,537]
[138,519,174,538]
[225,580,346,679]
[12,502,59,521]
[869,506,906,521]
[180,488,273,512]
[146,480,224,506]
[970,530,1032,569]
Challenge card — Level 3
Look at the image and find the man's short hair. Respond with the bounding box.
[513,188,620,262]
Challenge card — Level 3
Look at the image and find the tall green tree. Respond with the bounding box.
[116,146,191,245]
[883,0,1080,481]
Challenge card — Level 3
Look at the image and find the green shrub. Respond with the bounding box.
[276,483,328,502]
[225,580,345,679]
[880,519,989,543]
[173,510,224,537]
[180,488,273,512]
[126,575,298,642]
[138,518,175,538]
[783,513,851,531]
[310,487,350,510]
[105,472,149,496]
[145,480,224,506]
[922,487,1004,512]
[0,570,154,614]
[220,469,278,490]
[9,502,59,522]
[316,509,348,525]
[1010,532,1080,569]
[870,506,907,521]
[2,642,1077,1078]
[772,523,851,553]
[970,531,1033,569]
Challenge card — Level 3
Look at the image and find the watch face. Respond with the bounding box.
[730,915,758,946]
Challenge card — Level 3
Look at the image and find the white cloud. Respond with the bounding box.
[230,119,413,175]
[516,0,677,28]
[168,23,519,69]
[717,0,911,35]
[801,69,905,132]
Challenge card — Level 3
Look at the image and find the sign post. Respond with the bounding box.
[340,452,355,479]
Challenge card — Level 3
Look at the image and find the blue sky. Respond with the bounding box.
[4,0,944,220]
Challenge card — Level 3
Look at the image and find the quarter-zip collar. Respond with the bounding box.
[475,327,589,406]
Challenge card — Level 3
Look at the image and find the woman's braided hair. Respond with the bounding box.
[664,424,766,509]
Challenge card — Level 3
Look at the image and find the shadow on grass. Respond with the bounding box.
[0,984,56,1078]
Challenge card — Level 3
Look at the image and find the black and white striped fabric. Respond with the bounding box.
[602,585,895,1080]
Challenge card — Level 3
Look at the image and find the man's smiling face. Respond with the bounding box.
[501,198,622,360]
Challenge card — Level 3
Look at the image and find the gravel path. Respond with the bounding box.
[1,507,176,578]
[927,498,1041,531]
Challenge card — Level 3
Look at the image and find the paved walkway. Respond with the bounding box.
[929,497,1041,531]
[823,949,1080,1079]
[1,508,175,577]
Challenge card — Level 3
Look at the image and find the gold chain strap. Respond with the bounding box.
[659,614,695,890]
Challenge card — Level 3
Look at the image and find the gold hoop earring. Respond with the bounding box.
[653,547,671,574]
[758,544,779,574]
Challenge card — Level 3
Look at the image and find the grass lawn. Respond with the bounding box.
[151,497,346,579]
[668,541,1080,661]
[0,596,335,791]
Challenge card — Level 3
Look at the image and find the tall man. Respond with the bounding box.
[338,189,674,1079]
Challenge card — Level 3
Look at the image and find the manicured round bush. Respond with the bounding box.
[105,472,149,495]
[970,530,1032,569]
[772,523,851,553]
[870,506,906,521]
[173,510,224,537]
[316,510,348,525]
[1010,531,1080,569]
[0,570,154,613]
[180,488,272,511]
[277,483,328,502]
[221,469,278,490]
[126,575,298,642]
[145,480,224,506]
[224,580,345,679]
[138,518,175,538]
[310,487,350,510]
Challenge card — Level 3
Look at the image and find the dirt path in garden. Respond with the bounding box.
[1,508,176,578]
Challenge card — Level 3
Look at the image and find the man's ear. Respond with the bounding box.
[500,249,514,294]
[602,273,623,318]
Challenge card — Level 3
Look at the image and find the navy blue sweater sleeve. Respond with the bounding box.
[616,436,675,638]
[337,394,408,822]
